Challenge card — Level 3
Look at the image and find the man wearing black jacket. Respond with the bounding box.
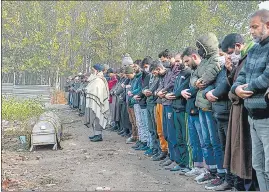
[116,67,132,137]
[165,53,192,172]
[180,47,207,180]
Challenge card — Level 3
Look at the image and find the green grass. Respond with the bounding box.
[2,95,45,122]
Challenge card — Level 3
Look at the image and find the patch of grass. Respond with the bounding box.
[2,96,45,122]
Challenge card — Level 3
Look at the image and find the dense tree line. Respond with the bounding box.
[2,1,260,87]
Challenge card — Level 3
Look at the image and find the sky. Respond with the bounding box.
[259,1,269,10]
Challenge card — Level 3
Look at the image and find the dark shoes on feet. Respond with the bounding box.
[152,151,167,161]
[89,134,103,142]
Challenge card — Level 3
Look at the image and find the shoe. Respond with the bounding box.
[214,180,232,191]
[144,148,153,156]
[118,130,125,135]
[197,172,216,185]
[132,141,142,149]
[151,152,160,159]
[89,135,96,140]
[126,137,136,144]
[134,142,147,150]
[170,165,186,172]
[164,162,178,170]
[147,149,158,157]
[159,156,170,166]
[161,159,173,167]
[185,167,205,177]
[139,144,149,151]
[205,177,225,190]
[111,125,119,132]
[90,134,103,142]
[152,151,167,161]
[105,124,112,129]
[178,167,192,175]
[195,172,206,182]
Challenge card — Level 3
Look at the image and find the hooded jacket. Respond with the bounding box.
[190,32,221,110]
[202,65,231,120]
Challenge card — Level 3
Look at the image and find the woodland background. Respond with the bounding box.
[2,1,260,87]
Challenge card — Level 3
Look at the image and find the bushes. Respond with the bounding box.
[2,96,45,122]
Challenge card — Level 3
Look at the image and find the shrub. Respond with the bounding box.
[2,96,45,122]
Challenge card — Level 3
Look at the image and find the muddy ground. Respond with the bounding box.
[2,104,203,191]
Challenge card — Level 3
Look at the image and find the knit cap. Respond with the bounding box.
[122,53,133,66]
[93,64,104,72]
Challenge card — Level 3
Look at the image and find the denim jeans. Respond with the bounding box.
[147,105,160,151]
[188,115,204,166]
[199,110,225,173]
[248,117,269,191]
[163,105,180,163]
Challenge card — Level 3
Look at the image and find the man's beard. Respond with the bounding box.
[253,25,267,43]
[190,61,197,70]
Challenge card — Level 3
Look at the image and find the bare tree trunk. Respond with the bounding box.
[40,74,43,85]
[13,71,16,85]
[7,73,10,83]
[23,71,26,85]
[55,67,60,90]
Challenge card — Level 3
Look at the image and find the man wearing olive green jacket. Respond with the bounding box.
[190,32,225,188]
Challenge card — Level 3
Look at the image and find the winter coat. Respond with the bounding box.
[126,72,142,108]
[190,32,221,110]
[171,67,192,112]
[202,65,231,121]
[115,78,130,104]
[231,36,269,119]
[156,65,181,106]
[186,85,199,116]
[137,71,151,109]
[108,76,118,103]
[223,54,252,180]
[144,75,160,106]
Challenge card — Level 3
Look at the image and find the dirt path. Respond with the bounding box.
[2,104,202,191]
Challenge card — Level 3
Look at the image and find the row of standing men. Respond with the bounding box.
[65,9,269,192]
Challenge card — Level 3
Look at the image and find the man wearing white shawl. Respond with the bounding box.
[84,64,110,142]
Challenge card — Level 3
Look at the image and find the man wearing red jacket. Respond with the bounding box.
[107,68,118,129]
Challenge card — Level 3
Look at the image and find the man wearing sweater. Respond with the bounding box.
[231,9,269,191]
